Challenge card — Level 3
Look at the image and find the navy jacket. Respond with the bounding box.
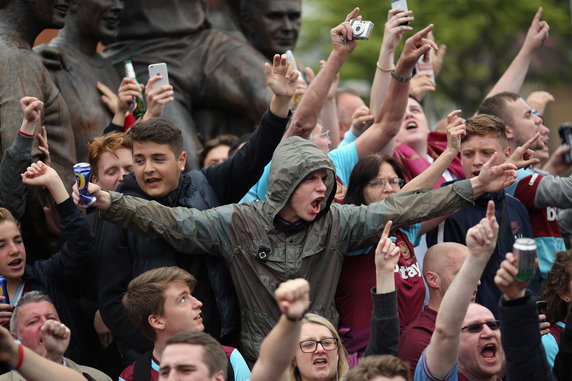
[500,290,556,380]
[427,182,536,316]
[96,109,290,363]
[23,198,95,363]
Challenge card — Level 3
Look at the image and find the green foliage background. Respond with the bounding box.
[296,0,572,116]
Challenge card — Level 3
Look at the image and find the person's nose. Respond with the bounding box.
[316,178,327,193]
[192,296,203,309]
[7,241,20,256]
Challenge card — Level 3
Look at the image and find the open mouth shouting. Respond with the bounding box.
[7,258,24,271]
[145,177,162,188]
[480,342,498,362]
[405,121,418,131]
[310,196,325,215]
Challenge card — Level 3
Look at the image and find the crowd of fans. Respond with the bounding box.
[1,2,572,381]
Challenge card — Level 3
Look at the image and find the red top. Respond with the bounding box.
[398,307,437,374]
[336,229,425,330]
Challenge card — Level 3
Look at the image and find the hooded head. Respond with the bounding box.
[265,137,336,224]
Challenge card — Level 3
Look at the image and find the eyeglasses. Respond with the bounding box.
[299,338,338,353]
[367,178,404,188]
[461,320,500,333]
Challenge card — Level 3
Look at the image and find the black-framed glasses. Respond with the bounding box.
[461,320,500,333]
[367,178,404,188]
[299,338,338,353]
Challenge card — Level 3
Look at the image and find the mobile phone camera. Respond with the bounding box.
[350,19,374,40]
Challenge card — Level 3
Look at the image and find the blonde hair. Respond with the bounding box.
[288,313,349,381]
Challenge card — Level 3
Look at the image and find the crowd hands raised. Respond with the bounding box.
[1,4,572,381]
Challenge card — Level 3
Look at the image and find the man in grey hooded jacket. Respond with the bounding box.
[84,131,517,362]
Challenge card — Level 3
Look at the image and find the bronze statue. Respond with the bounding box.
[103,0,273,169]
[0,0,76,185]
[234,0,302,61]
[35,0,123,162]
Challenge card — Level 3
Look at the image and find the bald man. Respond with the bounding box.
[397,242,469,374]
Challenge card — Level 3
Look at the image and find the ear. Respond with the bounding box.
[91,174,100,186]
[504,146,512,159]
[178,151,187,172]
[424,271,440,289]
[214,370,225,381]
[562,294,572,303]
[11,332,17,340]
[148,314,165,331]
[505,124,515,140]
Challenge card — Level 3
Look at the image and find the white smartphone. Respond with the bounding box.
[391,0,409,12]
[148,63,169,88]
[391,0,410,25]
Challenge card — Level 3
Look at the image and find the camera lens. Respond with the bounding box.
[354,25,362,33]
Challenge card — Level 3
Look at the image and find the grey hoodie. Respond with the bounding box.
[103,136,475,361]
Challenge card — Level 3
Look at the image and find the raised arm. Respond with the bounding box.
[369,8,413,114]
[424,201,498,378]
[401,110,465,192]
[0,325,85,381]
[356,24,437,158]
[363,221,400,357]
[486,7,550,98]
[285,8,360,139]
[0,97,43,219]
[495,253,555,380]
[202,53,296,204]
[251,279,310,381]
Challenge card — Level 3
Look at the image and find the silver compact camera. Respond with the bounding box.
[350,19,374,40]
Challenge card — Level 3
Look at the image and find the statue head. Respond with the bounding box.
[238,0,301,60]
[67,0,123,42]
[21,0,70,29]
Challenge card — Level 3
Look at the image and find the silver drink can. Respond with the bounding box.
[73,162,96,207]
[513,238,537,281]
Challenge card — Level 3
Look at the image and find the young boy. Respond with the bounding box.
[119,267,250,381]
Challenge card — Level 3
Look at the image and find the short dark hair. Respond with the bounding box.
[122,267,197,341]
[228,133,252,158]
[462,114,508,148]
[344,154,405,206]
[477,91,521,126]
[345,355,411,381]
[199,134,238,167]
[541,250,572,324]
[127,118,183,156]
[165,331,228,377]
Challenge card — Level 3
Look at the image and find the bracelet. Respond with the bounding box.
[390,69,413,83]
[18,130,35,137]
[15,343,24,370]
[376,61,394,73]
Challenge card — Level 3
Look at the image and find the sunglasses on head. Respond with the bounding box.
[461,320,500,333]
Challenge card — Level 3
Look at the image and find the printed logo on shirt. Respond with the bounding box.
[399,241,411,260]
[394,263,421,280]
[547,207,557,222]
[528,173,539,186]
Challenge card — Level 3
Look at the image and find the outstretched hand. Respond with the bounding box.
[466,200,498,264]
[274,278,310,321]
[374,221,400,273]
[381,8,414,54]
[19,97,44,135]
[72,181,112,210]
[506,133,541,169]
[143,75,174,120]
[522,7,550,54]
[409,72,435,101]
[494,252,534,300]
[527,91,554,115]
[445,110,465,154]
[471,153,517,196]
[330,7,361,58]
[21,161,59,188]
[395,24,439,76]
[265,54,299,99]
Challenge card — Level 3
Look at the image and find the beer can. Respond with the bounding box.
[513,238,537,281]
[0,276,10,311]
[73,162,96,207]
